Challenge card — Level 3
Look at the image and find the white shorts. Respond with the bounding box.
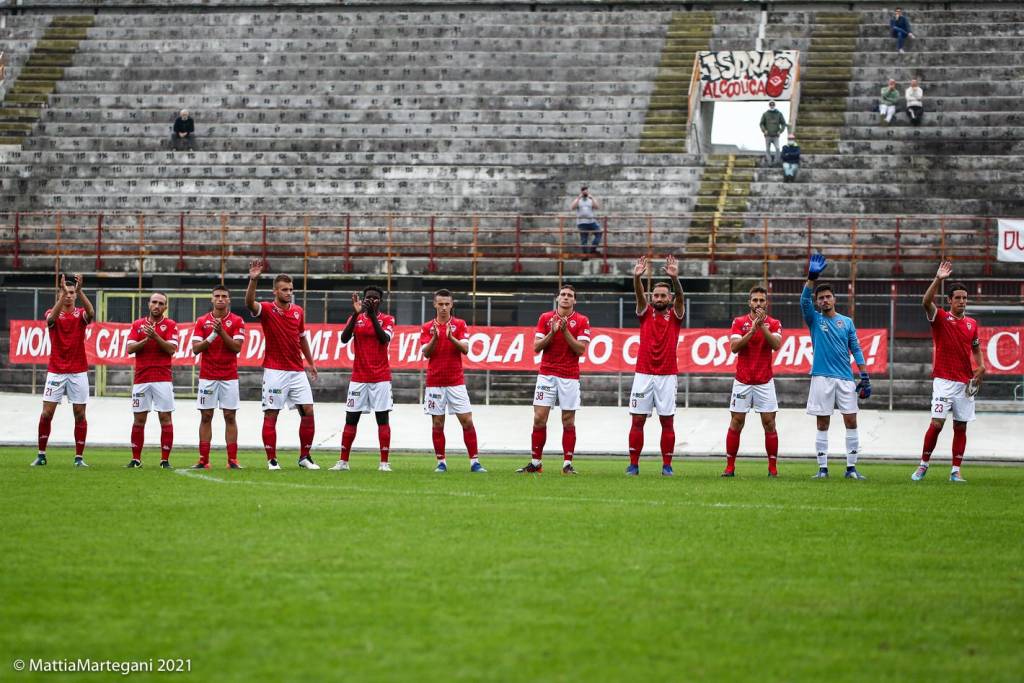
[196,379,240,411]
[43,372,89,404]
[806,375,859,416]
[346,380,394,413]
[730,379,779,414]
[629,373,677,416]
[533,374,581,411]
[262,368,313,411]
[931,378,976,422]
[424,385,472,416]
[132,382,175,413]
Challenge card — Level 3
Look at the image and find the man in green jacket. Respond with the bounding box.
[759,100,787,164]
[879,79,900,124]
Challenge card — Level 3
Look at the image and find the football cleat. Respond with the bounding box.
[227,461,242,469]
[434,461,448,473]
[31,455,47,467]
[721,469,736,478]
[191,461,210,470]
[516,462,543,474]
[844,467,867,480]
[625,464,640,476]
[949,471,967,483]
[159,460,173,469]
[329,460,350,472]
[661,465,674,477]
[470,461,487,473]
[126,459,142,468]
[298,457,320,470]
[811,468,829,479]
[73,457,88,468]
[562,463,578,475]
[911,466,928,481]
[267,459,281,471]
[378,462,392,472]
[768,470,778,478]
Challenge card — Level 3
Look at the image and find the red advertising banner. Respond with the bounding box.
[8,320,902,374]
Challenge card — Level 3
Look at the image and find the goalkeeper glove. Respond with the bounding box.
[808,253,828,281]
[857,372,871,400]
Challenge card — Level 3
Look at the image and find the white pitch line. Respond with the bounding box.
[175,469,865,513]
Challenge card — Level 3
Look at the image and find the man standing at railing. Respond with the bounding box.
[801,254,871,480]
[913,261,986,483]
[625,255,685,477]
[245,260,320,471]
[126,292,179,468]
[571,186,601,256]
[33,273,94,468]
[518,284,591,474]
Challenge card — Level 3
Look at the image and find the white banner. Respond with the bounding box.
[697,50,798,101]
[997,219,1024,262]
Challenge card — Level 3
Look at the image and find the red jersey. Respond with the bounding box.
[256,301,306,372]
[930,310,979,383]
[347,312,395,383]
[420,317,469,387]
[731,314,783,385]
[635,305,684,375]
[45,306,90,374]
[128,316,179,384]
[192,311,246,381]
[535,310,591,380]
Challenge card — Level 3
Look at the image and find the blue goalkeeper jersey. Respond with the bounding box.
[801,285,866,380]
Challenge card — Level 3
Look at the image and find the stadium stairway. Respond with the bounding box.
[689,153,753,271]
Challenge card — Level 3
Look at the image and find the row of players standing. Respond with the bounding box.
[35,256,984,481]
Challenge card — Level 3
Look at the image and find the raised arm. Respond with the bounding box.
[339,293,362,344]
[802,254,827,326]
[245,259,263,316]
[663,255,685,318]
[74,275,95,322]
[46,275,66,326]
[922,260,952,320]
[632,256,648,314]
[365,300,391,345]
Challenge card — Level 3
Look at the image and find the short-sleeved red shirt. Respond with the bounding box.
[346,312,395,383]
[420,317,469,387]
[930,310,979,384]
[731,314,783,385]
[635,305,684,376]
[128,316,178,384]
[256,301,305,372]
[535,310,591,380]
[46,307,90,374]
[193,311,246,380]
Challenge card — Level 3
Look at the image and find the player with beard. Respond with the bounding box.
[126,292,179,468]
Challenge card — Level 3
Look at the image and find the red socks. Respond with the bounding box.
[659,416,674,466]
[38,415,52,453]
[74,420,87,456]
[952,423,967,467]
[765,431,779,474]
[432,427,445,459]
[226,442,238,466]
[725,427,740,471]
[628,414,645,466]
[531,427,546,460]
[921,422,942,462]
[160,424,173,461]
[463,426,478,459]
[198,441,211,465]
[340,423,357,461]
[562,426,576,461]
[262,414,277,461]
[299,414,315,460]
[378,424,391,462]
[130,424,144,460]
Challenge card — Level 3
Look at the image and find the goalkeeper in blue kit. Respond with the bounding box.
[801,254,871,479]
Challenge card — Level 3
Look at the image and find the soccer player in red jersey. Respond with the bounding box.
[625,256,685,477]
[126,292,179,468]
[914,261,986,483]
[245,260,320,471]
[33,273,94,467]
[722,286,783,477]
[420,289,485,473]
[191,285,246,469]
[331,286,396,472]
[517,284,591,475]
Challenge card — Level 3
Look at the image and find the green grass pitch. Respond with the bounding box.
[2,447,1022,682]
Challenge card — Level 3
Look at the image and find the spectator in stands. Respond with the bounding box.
[905,78,924,126]
[571,186,601,256]
[889,8,915,54]
[759,101,787,165]
[879,80,900,124]
[780,136,800,183]
[171,109,195,151]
